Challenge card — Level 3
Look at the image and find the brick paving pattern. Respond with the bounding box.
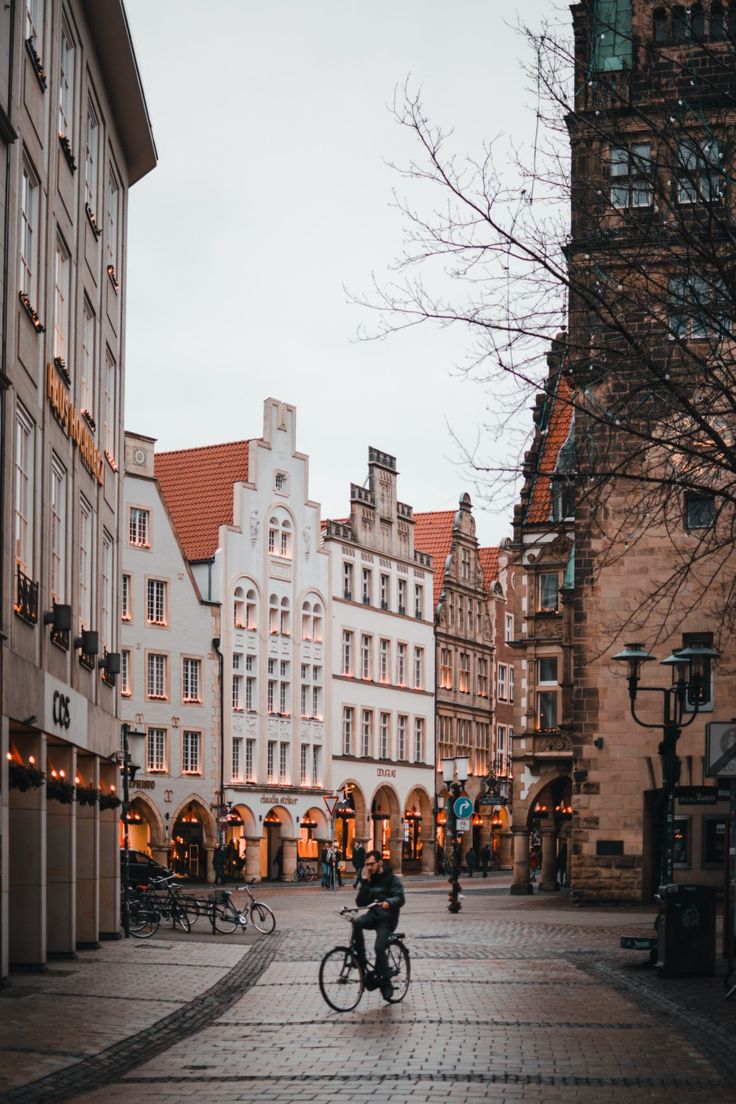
[0,878,735,1104]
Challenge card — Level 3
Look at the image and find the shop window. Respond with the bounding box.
[703,817,726,866]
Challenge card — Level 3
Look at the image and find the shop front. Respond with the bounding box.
[170,800,212,881]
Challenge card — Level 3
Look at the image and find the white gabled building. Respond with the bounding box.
[121,433,221,881]
[155,399,331,883]
[324,448,436,875]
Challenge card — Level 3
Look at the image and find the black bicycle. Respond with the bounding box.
[319,905,410,1012]
[204,881,276,934]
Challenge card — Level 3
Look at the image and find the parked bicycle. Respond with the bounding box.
[204,881,276,934]
[294,860,318,882]
[319,905,410,1012]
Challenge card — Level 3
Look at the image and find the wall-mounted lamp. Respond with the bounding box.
[99,651,121,676]
[43,602,72,633]
[74,629,99,656]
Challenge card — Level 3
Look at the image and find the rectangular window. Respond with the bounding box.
[677,139,723,204]
[704,817,726,867]
[14,404,35,575]
[361,709,372,757]
[591,0,633,71]
[342,630,354,676]
[279,742,289,784]
[182,658,201,703]
[25,0,43,50]
[312,746,321,787]
[103,349,117,460]
[146,728,166,773]
[362,567,372,604]
[498,663,508,701]
[182,730,201,774]
[246,669,256,711]
[610,144,652,208]
[440,648,452,690]
[505,613,514,643]
[685,492,715,531]
[232,673,243,711]
[413,646,424,690]
[414,717,424,762]
[539,573,559,611]
[267,741,276,783]
[312,666,322,720]
[19,159,39,305]
[300,743,309,785]
[380,573,389,610]
[538,656,558,684]
[669,274,729,341]
[80,300,95,417]
[59,22,74,139]
[121,573,131,621]
[53,234,71,363]
[78,495,92,629]
[146,579,167,624]
[232,736,243,782]
[459,653,469,693]
[361,634,372,680]
[342,706,354,755]
[398,578,407,614]
[129,507,150,547]
[414,583,423,619]
[245,738,256,783]
[101,530,113,652]
[461,548,470,580]
[146,653,167,699]
[85,100,99,214]
[397,642,407,686]
[107,167,120,275]
[49,456,67,603]
[509,664,515,703]
[379,639,390,683]
[397,714,407,760]
[538,692,558,730]
[477,657,488,697]
[343,561,353,600]
[380,712,390,759]
[120,649,131,697]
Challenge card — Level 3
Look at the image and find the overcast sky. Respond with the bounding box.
[124,0,556,547]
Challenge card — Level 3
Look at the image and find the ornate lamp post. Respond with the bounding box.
[613,641,719,888]
[442,755,469,913]
[119,722,145,937]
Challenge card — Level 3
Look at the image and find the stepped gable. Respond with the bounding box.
[478,546,500,591]
[413,510,456,607]
[155,440,250,561]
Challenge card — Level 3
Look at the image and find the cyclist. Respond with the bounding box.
[353,849,405,999]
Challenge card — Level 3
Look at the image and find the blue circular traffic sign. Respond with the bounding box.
[453,795,473,819]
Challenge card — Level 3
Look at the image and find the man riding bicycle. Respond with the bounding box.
[353,849,405,1000]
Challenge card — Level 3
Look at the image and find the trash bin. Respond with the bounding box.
[656,883,716,977]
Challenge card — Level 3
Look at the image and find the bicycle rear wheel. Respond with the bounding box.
[319,946,364,1012]
[128,900,159,938]
[384,939,410,1003]
[214,905,238,934]
[249,902,276,934]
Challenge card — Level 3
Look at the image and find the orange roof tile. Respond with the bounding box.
[478,546,500,590]
[155,441,250,561]
[526,376,574,524]
[413,510,456,608]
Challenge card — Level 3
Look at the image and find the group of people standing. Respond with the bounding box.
[212,841,246,885]
[320,840,368,888]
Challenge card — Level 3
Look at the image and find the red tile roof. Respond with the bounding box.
[478,547,500,590]
[526,376,574,524]
[155,441,250,561]
[413,511,456,608]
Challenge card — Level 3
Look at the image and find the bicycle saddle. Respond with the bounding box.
[393,932,405,939]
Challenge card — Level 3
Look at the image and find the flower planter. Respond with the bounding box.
[9,762,45,791]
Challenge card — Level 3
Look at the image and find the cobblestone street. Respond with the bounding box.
[2,876,736,1104]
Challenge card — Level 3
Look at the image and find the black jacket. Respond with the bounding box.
[356,866,405,923]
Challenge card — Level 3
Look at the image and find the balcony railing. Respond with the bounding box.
[14,565,38,625]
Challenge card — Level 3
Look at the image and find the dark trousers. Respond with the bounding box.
[353,864,364,887]
[352,913,396,980]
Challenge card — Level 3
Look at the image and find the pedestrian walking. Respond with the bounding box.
[529,847,540,883]
[321,843,330,888]
[481,842,491,878]
[351,840,366,887]
[466,848,477,878]
[213,843,226,885]
[557,840,568,888]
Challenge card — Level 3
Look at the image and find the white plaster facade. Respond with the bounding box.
[120,433,220,881]
[324,448,436,875]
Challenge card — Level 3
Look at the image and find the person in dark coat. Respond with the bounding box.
[353,850,405,1000]
[466,848,477,878]
[213,844,226,885]
[481,843,492,878]
[273,845,283,880]
[351,840,366,887]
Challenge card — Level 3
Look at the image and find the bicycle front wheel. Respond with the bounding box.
[249,902,276,934]
[385,939,410,1003]
[128,902,159,939]
[172,904,191,933]
[319,946,364,1012]
[214,906,238,934]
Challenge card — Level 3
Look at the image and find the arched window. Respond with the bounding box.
[246,588,256,629]
[653,7,667,44]
[268,511,293,559]
[234,584,257,629]
[301,596,323,642]
[313,603,323,643]
[280,596,290,636]
[302,600,313,641]
[234,586,245,628]
[269,593,279,634]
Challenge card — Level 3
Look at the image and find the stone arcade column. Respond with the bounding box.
[388,836,403,874]
[9,733,46,967]
[76,755,100,948]
[204,845,215,884]
[98,759,120,939]
[420,829,435,874]
[509,825,533,895]
[539,826,559,892]
[245,836,262,882]
[281,837,298,881]
[47,746,76,956]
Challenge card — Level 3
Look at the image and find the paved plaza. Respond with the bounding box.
[2,875,736,1104]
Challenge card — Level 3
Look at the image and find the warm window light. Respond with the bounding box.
[75,775,80,785]
[110,784,116,793]
[6,752,11,761]
[59,769,65,779]
[29,755,35,764]
[51,768,58,778]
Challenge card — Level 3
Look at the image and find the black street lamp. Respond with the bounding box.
[119,722,145,938]
[613,641,719,888]
[442,755,469,914]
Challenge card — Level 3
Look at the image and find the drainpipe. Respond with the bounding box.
[212,637,224,844]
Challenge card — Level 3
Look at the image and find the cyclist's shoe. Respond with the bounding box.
[380,979,394,1001]
[364,970,380,991]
